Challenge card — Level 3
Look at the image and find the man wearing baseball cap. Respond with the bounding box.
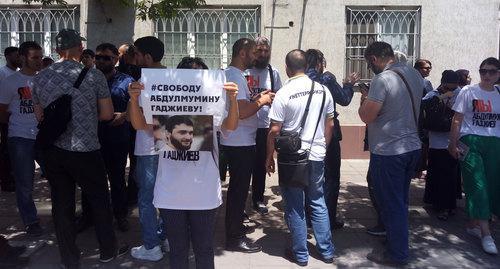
[32,29,128,268]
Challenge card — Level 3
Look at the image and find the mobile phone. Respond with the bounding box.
[359,83,369,94]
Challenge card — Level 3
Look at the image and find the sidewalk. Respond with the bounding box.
[1,160,499,268]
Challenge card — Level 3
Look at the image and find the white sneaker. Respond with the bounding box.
[162,239,170,253]
[481,236,498,255]
[131,245,163,261]
[466,227,481,239]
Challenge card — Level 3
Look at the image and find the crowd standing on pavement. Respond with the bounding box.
[0,27,499,269]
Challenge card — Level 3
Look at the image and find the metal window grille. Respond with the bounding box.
[0,7,79,64]
[346,7,421,82]
[155,7,260,69]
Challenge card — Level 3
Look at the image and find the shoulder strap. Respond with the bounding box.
[73,67,90,89]
[268,64,275,92]
[308,88,326,151]
[298,81,315,135]
[390,69,418,127]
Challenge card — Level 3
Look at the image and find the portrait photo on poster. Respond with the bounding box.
[153,115,214,153]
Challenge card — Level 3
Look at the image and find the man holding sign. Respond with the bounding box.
[129,58,239,268]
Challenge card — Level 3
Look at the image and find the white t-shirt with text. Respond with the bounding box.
[245,66,282,128]
[269,75,335,161]
[0,72,38,139]
[220,66,257,146]
[452,84,500,138]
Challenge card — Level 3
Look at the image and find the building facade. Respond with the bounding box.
[0,0,498,158]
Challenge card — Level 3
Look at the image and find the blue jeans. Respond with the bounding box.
[159,208,217,269]
[280,160,334,263]
[8,137,39,226]
[135,155,165,249]
[369,149,421,263]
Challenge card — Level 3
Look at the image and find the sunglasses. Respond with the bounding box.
[479,69,499,76]
[95,55,113,61]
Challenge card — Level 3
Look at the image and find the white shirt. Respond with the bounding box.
[245,66,282,128]
[220,66,257,146]
[134,94,158,156]
[0,72,38,139]
[0,65,17,82]
[452,84,500,138]
[269,75,335,161]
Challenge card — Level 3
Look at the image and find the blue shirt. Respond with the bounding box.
[108,71,134,112]
[306,69,354,116]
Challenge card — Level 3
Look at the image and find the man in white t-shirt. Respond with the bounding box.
[0,46,21,192]
[266,49,335,266]
[222,38,274,253]
[0,42,43,236]
[244,36,282,215]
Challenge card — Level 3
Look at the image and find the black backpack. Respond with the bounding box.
[35,68,89,150]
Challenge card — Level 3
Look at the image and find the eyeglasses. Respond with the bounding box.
[420,66,432,70]
[95,55,113,61]
[479,69,499,76]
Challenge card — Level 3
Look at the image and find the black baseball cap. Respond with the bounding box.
[55,29,86,50]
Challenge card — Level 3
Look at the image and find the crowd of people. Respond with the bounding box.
[0,27,498,269]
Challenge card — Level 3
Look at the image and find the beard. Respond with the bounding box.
[254,57,270,69]
[97,64,114,75]
[170,137,192,151]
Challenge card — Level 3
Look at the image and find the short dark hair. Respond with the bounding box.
[231,38,255,59]
[305,49,324,70]
[42,57,54,63]
[134,36,165,62]
[414,59,432,69]
[177,57,208,69]
[82,49,95,58]
[4,47,18,57]
[166,116,194,133]
[19,41,42,56]
[456,69,470,85]
[285,49,307,72]
[364,42,394,59]
[479,57,500,70]
[96,43,119,56]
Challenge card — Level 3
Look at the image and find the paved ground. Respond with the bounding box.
[1,160,499,268]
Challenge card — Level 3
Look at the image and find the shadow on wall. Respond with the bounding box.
[85,0,137,50]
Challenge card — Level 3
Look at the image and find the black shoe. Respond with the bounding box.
[26,223,43,237]
[367,251,408,266]
[253,202,269,215]
[226,237,262,253]
[76,216,93,234]
[243,225,255,234]
[99,245,129,263]
[331,219,344,230]
[116,218,129,232]
[243,211,250,223]
[284,248,307,267]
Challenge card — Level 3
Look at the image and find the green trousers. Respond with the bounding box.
[460,135,500,220]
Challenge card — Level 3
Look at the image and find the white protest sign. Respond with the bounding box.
[140,69,226,125]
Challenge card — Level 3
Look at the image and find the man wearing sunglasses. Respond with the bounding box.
[82,43,134,233]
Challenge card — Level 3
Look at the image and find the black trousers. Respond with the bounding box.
[324,138,341,223]
[44,147,117,266]
[222,145,256,240]
[160,208,217,269]
[127,128,138,203]
[251,128,268,205]
[424,148,459,211]
[0,123,14,190]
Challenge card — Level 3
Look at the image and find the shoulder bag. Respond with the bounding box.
[276,82,326,188]
[35,67,90,150]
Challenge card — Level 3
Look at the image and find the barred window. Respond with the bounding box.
[346,7,421,82]
[155,7,260,69]
[0,7,79,64]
